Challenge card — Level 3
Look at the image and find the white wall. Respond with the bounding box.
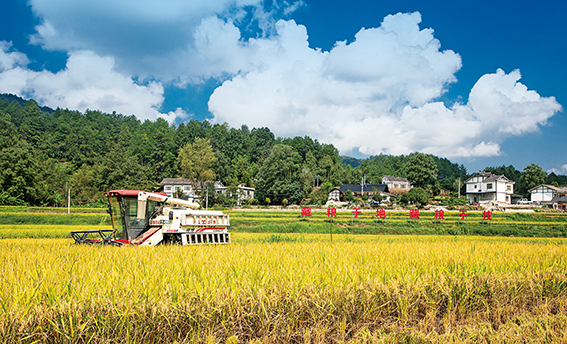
[530,186,555,202]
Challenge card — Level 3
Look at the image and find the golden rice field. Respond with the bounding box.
[0,224,111,239]
[1,233,567,343]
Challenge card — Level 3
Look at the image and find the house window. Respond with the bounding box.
[165,186,172,191]
[487,183,493,190]
[507,185,511,191]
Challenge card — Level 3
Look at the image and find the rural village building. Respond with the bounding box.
[550,196,567,211]
[215,184,255,205]
[529,184,567,203]
[159,178,222,198]
[465,172,515,204]
[159,178,254,204]
[381,176,412,194]
[328,184,390,203]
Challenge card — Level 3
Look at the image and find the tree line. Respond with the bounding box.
[0,94,565,206]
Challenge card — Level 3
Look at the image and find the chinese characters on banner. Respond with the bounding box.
[327,207,337,218]
[482,210,492,225]
[458,210,468,224]
[409,209,420,221]
[299,208,495,225]
[376,208,386,223]
[327,207,337,242]
[352,208,362,218]
[434,209,444,224]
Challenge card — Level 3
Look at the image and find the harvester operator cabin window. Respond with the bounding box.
[109,197,125,236]
[124,198,145,229]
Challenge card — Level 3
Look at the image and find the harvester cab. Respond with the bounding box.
[71,190,231,246]
[106,190,159,242]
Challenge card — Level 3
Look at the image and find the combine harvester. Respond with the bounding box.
[71,190,230,246]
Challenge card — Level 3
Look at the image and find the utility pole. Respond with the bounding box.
[458,178,461,198]
[66,182,71,214]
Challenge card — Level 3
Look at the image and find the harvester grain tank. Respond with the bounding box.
[71,190,231,246]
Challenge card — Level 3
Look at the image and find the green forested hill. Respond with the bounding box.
[0,94,542,206]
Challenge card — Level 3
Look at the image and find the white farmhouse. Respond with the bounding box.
[160,178,196,198]
[529,184,567,203]
[465,172,514,204]
[381,176,412,195]
[159,178,223,198]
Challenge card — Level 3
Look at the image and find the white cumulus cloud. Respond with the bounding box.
[548,164,567,175]
[0,43,186,123]
[208,13,562,158]
[27,0,300,82]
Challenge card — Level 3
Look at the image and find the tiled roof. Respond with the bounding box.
[528,184,567,194]
[160,178,225,188]
[483,174,513,183]
[466,172,513,184]
[382,175,410,183]
[551,196,567,203]
[160,178,193,185]
[337,184,388,193]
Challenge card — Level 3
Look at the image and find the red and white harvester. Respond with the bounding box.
[71,190,231,246]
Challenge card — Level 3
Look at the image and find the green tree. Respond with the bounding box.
[344,189,354,202]
[232,155,254,186]
[399,187,430,206]
[0,140,49,205]
[372,193,383,202]
[0,110,20,150]
[69,164,102,204]
[256,144,302,205]
[320,155,334,180]
[520,163,547,193]
[178,137,217,190]
[406,153,438,189]
[547,172,567,186]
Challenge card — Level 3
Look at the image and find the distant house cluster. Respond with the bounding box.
[328,183,390,203]
[159,178,255,205]
[327,175,413,204]
[462,172,567,209]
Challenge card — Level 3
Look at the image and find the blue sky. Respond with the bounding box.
[1,0,565,175]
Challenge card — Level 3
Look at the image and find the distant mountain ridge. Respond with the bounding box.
[0,93,55,114]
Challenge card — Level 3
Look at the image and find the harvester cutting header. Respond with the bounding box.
[71,190,231,246]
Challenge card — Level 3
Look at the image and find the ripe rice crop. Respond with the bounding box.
[0,212,110,226]
[0,225,111,239]
[1,235,567,343]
